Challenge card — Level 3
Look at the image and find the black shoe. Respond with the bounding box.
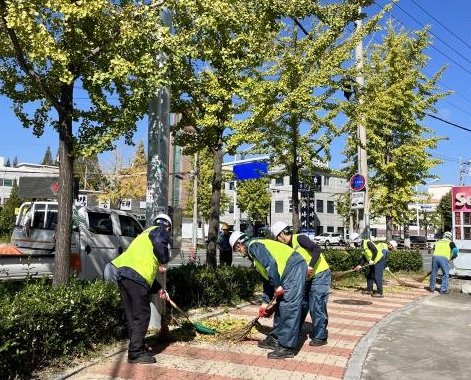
[267,346,295,359]
[258,336,278,349]
[439,290,450,294]
[128,353,156,364]
[361,290,372,295]
[309,339,327,347]
[371,292,384,298]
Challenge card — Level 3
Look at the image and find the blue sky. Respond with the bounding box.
[1,1,470,185]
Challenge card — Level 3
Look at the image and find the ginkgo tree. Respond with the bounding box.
[229,1,386,232]
[168,0,291,266]
[343,22,448,239]
[0,0,170,284]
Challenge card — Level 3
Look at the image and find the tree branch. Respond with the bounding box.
[0,0,64,113]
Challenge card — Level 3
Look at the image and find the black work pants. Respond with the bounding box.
[219,249,233,266]
[118,278,151,359]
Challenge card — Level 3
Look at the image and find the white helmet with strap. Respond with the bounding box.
[271,221,288,238]
[153,213,172,227]
[229,231,248,249]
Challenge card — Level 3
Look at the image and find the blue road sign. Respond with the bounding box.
[233,161,268,180]
[350,174,366,191]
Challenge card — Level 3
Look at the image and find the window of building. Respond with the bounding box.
[275,177,284,186]
[464,227,471,240]
[327,226,334,232]
[229,181,235,190]
[229,203,234,213]
[289,198,292,212]
[327,200,334,214]
[323,176,330,186]
[2,179,13,187]
[463,212,471,225]
[316,199,324,213]
[274,200,283,213]
[338,226,344,235]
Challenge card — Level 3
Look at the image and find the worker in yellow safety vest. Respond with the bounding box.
[429,231,459,294]
[271,221,331,347]
[230,231,307,360]
[111,214,173,364]
[350,232,397,298]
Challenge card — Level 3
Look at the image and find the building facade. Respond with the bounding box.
[220,170,350,237]
[0,156,59,205]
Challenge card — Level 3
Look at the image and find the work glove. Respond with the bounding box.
[452,254,458,260]
[274,286,285,298]
[385,266,390,272]
[354,265,362,272]
[368,260,375,266]
[258,304,269,318]
[306,266,313,278]
[158,289,170,301]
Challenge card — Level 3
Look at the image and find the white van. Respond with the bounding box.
[3,201,144,280]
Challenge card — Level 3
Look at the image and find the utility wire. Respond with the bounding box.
[373,2,471,76]
[409,0,471,51]
[393,2,471,66]
[426,113,471,133]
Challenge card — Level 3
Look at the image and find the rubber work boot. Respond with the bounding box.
[258,336,279,349]
[128,352,157,364]
[267,346,295,359]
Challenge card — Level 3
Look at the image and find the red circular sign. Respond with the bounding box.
[350,174,366,191]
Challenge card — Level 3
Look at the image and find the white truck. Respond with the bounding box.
[0,201,144,281]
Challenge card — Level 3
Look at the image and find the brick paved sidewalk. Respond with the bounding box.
[65,287,429,380]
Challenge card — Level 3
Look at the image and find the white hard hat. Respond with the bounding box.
[271,221,288,238]
[388,240,398,249]
[153,213,172,227]
[443,231,452,240]
[229,231,248,249]
[349,232,361,242]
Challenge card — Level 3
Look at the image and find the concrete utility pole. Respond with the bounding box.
[146,8,172,330]
[355,7,370,238]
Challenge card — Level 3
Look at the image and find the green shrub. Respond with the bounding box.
[387,249,423,271]
[0,279,125,379]
[166,263,259,309]
[323,248,363,271]
[323,248,422,272]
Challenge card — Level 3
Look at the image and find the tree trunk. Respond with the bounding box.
[53,84,74,285]
[385,215,393,240]
[206,147,223,267]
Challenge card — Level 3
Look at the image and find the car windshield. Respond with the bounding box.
[319,233,330,237]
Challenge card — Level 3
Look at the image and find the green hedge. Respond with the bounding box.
[0,265,259,378]
[166,264,260,308]
[0,279,125,379]
[323,248,422,272]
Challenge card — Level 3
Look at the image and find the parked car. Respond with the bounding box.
[0,201,144,281]
[313,232,344,247]
[409,235,428,249]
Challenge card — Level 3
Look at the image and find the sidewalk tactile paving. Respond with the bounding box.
[67,287,430,380]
